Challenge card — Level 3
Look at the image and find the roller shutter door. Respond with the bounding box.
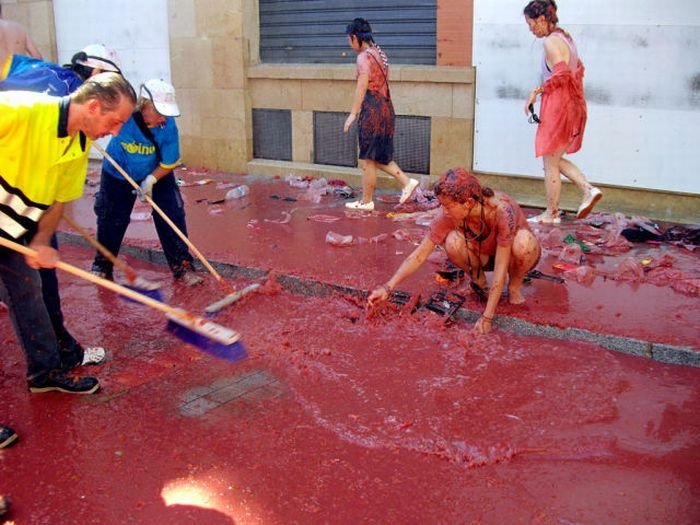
[259,0,437,65]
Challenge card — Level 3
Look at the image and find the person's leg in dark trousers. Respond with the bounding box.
[0,245,62,382]
[92,169,137,277]
[151,172,196,278]
[38,234,84,368]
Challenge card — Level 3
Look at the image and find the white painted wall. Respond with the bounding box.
[53,0,171,88]
[473,0,700,195]
[53,0,171,153]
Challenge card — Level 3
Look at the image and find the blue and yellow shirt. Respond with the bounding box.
[103,115,180,183]
[0,91,89,238]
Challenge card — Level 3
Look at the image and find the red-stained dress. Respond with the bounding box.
[536,32,587,157]
[355,46,395,164]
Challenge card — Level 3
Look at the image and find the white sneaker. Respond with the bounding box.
[399,178,420,204]
[345,200,375,211]
[577,187,602,219]
[178,271,204,287]
[527,211,561,225]
[81,347,106,366]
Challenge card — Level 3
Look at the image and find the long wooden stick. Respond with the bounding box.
[0,236,238,345]
[92,142,232,293]
[62,214,161,291]
[62,214,135,281]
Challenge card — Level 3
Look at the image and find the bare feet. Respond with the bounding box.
[508,287,525,304]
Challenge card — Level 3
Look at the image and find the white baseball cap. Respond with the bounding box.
[72,44,121,73]
[140,79,181,117]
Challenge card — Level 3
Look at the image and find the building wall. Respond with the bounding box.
[2,0,56,61]
[437,0,472,66]
[246,0,475,187]
[247,63,474,186]
[167,0,251,171]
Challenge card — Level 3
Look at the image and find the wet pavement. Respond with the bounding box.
[1,165,699,524]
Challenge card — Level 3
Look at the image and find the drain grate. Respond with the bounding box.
[253,108,293,161]
[178,370,287,418]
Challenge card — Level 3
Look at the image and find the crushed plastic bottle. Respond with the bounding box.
[285,173,310,188]
[304,178,331,203]
[225,184,249,200]
[325,231,354,247]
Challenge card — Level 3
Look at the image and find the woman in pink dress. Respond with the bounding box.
[523,0,602,224]
[343,17,419,211]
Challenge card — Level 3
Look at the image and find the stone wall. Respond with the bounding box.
[2,0,56,61]
[247,64,475,187]
[167,0,252,172]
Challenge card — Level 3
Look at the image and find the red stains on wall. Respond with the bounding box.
[437,0,473,66]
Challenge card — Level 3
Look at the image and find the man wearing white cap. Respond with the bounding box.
[91,79,203,286]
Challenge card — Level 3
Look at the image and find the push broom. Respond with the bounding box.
[92,143,251,314]
[0,236,247,361]
[61,214,163,300]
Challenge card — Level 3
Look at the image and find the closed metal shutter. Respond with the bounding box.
[259,0,437,65]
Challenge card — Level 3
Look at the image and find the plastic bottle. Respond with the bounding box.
[225,184,249,200]
[325,231,353,247]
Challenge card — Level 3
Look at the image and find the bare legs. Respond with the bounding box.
[542,147,597,216]
[506,229,540,304]
[359,159,411,203]
[359,159,377,203]
[444,229,540,305]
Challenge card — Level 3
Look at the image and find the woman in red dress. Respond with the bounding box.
[523,0,602,224]
[343,18,419,211]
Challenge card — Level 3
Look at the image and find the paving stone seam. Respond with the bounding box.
[58,232,700,368]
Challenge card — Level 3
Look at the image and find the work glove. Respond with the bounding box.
[139,174,158,202]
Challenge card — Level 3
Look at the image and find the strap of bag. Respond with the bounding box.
[367,50,391,98]
[132,110,161,162]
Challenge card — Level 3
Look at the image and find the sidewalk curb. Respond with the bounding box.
[58,232,700,368]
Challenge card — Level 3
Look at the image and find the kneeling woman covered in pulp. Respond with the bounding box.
[368,168,541,334]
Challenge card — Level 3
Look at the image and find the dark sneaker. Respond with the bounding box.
[0,425,18,449]
[28,370,100,394]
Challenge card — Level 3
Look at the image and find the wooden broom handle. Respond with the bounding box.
[0,236,178,317]
[92,142,229,290]
[61,214,136,280]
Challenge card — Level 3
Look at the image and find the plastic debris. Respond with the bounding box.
[325,231,353,247]
[563,265,596,285]
[264,211,292,224]
[612,257,644,281]
[558,243,583,265]
[307,214,341,223]
[285,174,310,188]
[225,185,249,200]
